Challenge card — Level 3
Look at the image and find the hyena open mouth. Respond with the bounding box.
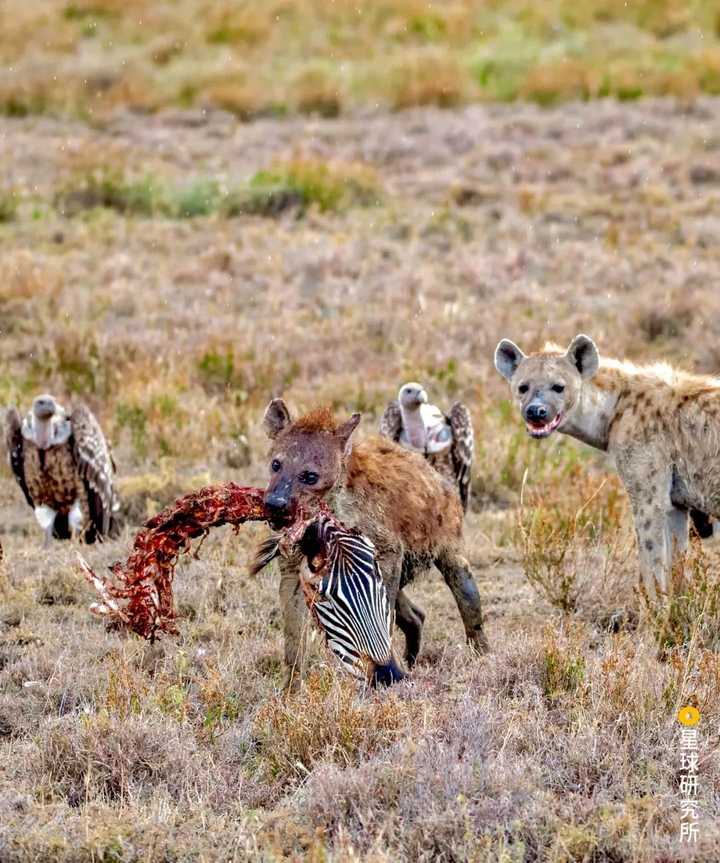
[526,412,564,438]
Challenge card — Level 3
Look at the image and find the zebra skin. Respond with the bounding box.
[251,518,405,684]
[299,517,404,685]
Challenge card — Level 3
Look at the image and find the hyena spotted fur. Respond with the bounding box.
[495,334,719,599]
[260,399,488,687]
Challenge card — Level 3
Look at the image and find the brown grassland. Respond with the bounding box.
[2,0,720,118]
[2,3,720,861]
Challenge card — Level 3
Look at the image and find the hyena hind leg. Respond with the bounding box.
[394,590,426,668]
[434,548,489,653]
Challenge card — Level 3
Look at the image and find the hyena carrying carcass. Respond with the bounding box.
[495,333,720,599]
[257,399,488,687]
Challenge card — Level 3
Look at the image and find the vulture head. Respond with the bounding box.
[27,394,68,449]
[398,382,427,410]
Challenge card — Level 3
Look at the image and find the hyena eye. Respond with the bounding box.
[518,383,529,394]
[271,459,282,472]
[551,384,565,393]
[299,471,319,485]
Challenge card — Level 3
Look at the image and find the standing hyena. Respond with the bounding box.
[260,399,488,686]
[494,333,720,599]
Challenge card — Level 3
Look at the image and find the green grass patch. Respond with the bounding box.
[54,168,161,217]
[225,158,382,217]
[167,179,222,219]
[0,189,19,223]
[51,160,381,221]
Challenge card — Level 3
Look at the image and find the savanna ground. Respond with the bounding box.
[2,3,720,861]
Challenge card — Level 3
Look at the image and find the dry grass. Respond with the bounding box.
[648,538,720,655]
[1,1,720,118]
[519,470,637,624]
[2,94,720,859]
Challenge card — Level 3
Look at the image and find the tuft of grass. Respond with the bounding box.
[387,49,469,110]
[647,538,720,654]
[196,347,236,393]
[519,471,633,617]
[167,179,221,219]
[0,249,63,305]
[54,167,161,217]
[199,77,277,120]
[28,329,128,397]
[194,342,300,397]
[33,713,196,805]
[115,401,148,457]
[36,570,84,606]
[204,6,270,47]
[0,189,19,223]
[226,158,382,218]
[253,670,420,787]
[292,64,341,118]
[51,164,380,221]
[541,624,588,707]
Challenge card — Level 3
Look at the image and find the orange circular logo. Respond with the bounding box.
[678,706,701,726]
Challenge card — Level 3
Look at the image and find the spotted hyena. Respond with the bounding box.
[494,333,719,598]
[260,399,488,686]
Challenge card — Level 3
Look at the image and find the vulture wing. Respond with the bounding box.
[70,404,118,540]
[378,400,403,441]
[448,402,474,512]
[4,407,33,508]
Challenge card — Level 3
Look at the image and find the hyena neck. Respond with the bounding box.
[561,379,620,452]
[328,481,356,525]
[400,405,426,450]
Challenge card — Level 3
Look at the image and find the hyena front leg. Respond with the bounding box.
[277,551,308,690]
[373,547,411,669]
[375,547,403,611]
[627,489,677,599]
[434,547,489,653]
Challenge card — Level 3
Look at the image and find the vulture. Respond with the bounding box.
[379,382,474,511]
[5,394,119,545]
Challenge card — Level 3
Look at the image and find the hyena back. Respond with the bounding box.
[261,399,488,686]
[495,333,720,598]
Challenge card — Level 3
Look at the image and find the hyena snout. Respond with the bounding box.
[525,402,549,423]
[523,398,564,438]
[264,478,296,527]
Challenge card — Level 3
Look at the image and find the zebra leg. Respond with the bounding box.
[278,553,308,691]
[395,589,425,668]
[434,548,489,653]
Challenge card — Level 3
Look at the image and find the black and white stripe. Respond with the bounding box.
[306,518,393,679]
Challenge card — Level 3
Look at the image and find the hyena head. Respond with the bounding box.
[262,399,361,527]
[494,334,599,438]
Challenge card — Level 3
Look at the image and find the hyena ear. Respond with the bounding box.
[335,413,361,456]
[565,334,599,380]
[494,339,526,381]
[263,398,292,439]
